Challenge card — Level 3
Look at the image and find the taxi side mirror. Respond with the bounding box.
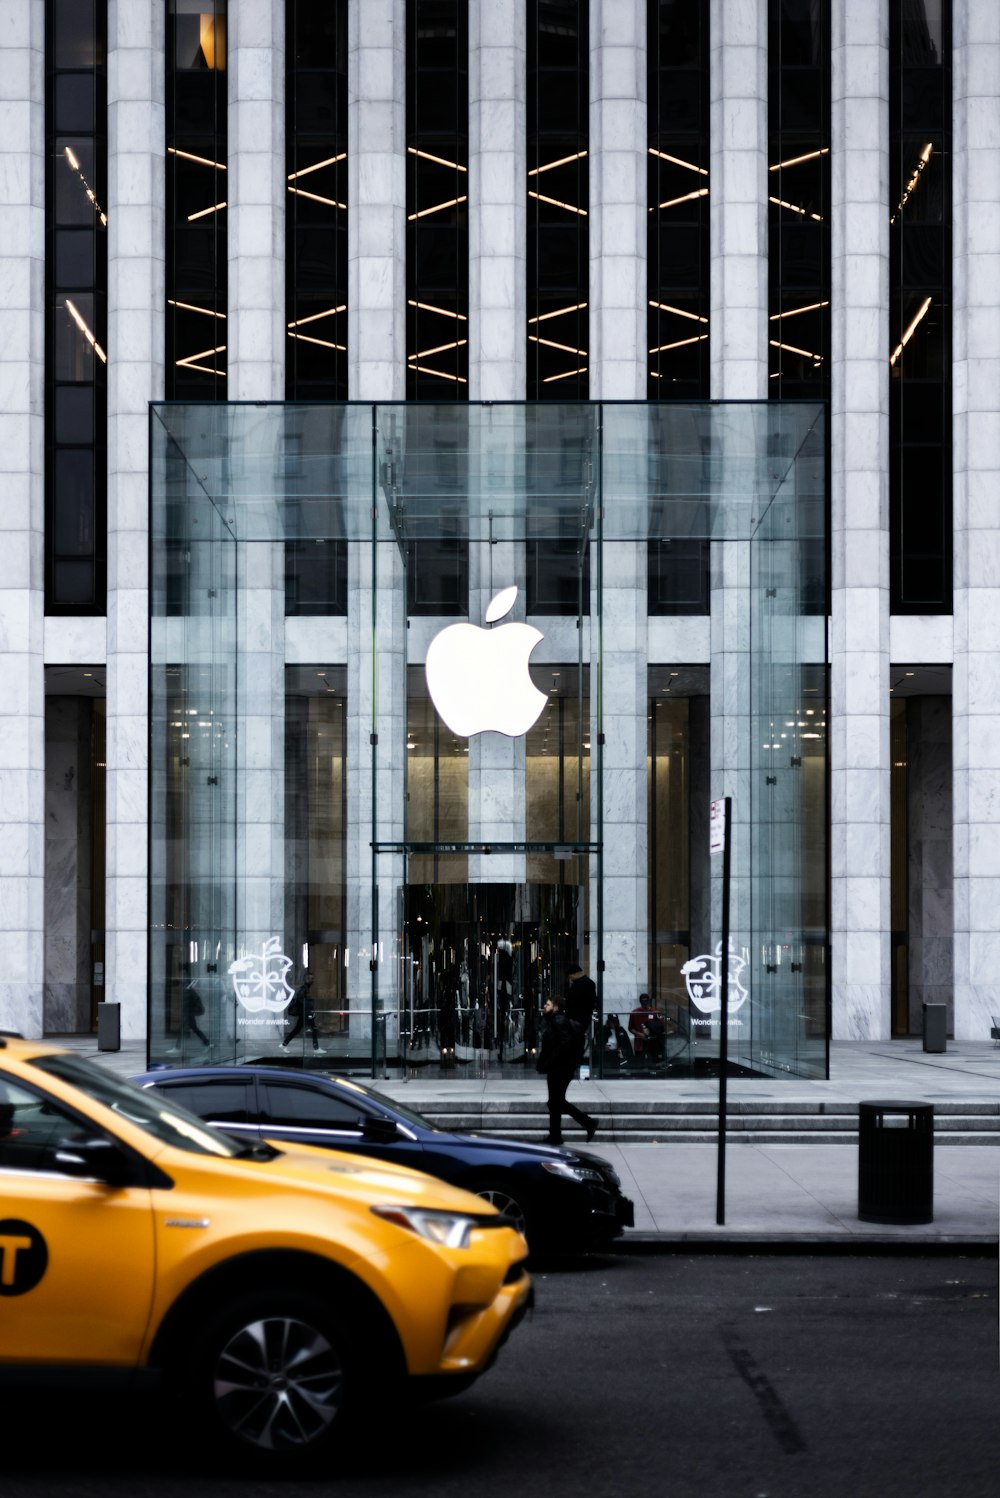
[55,1136,134,1188]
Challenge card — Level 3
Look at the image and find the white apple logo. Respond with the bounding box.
[425,585,547,738]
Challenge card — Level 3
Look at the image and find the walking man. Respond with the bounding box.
[537,995,597,1145]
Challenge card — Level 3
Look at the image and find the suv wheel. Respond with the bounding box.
[190,1291,356,1464]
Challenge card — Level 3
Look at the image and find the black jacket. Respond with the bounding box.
[566,973,598,1031]
[537,1011,584,1074]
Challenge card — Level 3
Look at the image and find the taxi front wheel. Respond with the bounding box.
[186,1289,361,1466]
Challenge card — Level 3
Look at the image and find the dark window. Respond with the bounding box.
[889,0,951,613]
[527,1,588,398]
[262,1082,363,1128]
[46,0,107,612]
[166,1,227,400]
[286,0,348,400]
[647,0,710,400]
[285,0,349,617]
[154,1079,253,1126]
[768,0,831,402]
[406,0,469,399]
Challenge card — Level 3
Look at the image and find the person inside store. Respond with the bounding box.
[628,993,662,1063]
[566,957,599,1059]
[281,970,325,1054]
[603,1012,633,1068]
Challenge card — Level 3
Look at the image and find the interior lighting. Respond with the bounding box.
[530,335,588,356]
[64,300,107,363]
[649,333,709,354]
[891,143,933,224]
[769,301,829,321]
[410,339,468,359]
[187,201,227,222]
[651,188,709,212]
[769,338,822,361]
[542,366,587,383]
[408,364,467,384]
[168,147,226,171]
[769,196,823,222]
[289,332,346,350]
[176,344,227,376]
[288,186,346,209]
[288,306,346,329]
[287,153,346,181]
[529,150,588,176]
[648,301,708,323]
[769,147,829,172]
[63,147,107,226]
[890,297,933,366]
[407,195,467,221]
[529,190,587,216]
[528,302,588,325]
[407,299,467,322]
[169,299,226,319]
[408,146,467,173]
[647,148,708,176]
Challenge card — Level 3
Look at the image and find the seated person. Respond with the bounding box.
[628,994,660,1059]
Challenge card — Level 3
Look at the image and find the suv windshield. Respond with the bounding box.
[31,1053,244,1158]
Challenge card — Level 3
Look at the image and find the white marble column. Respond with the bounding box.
[228,0,285,399]
[829,0,891,1039]
[228,3,286,1025]
[590,0,647,1015]
[106,0,164,1039]
[468,536,527,885]
[469,0,526,399]
[709,0,767,978]
[952,2,1000,1040]
[0,1,45,1038]
[346,0,406,1053]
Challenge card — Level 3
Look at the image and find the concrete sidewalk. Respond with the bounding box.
[51,1033,1000,1248]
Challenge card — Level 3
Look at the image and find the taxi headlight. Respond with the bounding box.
[541,1160,604,1184]
[371,1205,478,1249]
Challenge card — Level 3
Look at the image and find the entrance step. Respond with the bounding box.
[417,1098,1000,1145]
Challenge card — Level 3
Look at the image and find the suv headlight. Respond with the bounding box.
[541,1160,604,1184]
[371,1205,479,1248]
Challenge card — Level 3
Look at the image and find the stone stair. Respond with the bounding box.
[414,1098,1000,1145]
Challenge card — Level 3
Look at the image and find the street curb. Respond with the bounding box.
[612,1232,999,1257]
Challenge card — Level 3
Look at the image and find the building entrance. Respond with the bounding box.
[395,883,583,1079]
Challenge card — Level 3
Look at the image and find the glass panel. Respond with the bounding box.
[150,399,827,1081]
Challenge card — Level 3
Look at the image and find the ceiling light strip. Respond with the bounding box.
[542,366,587,384]
[288,186,346,209]
[769,338,822,360]
[287,305,347,329]
[168,146,226,171]
[650,187,709,212]
[407,146,468,173]
[407,195,468,221]
[648,333,709,354]
[528,302,588,325]
[647,147,708,176]
[769,195,823,222]
[891,142,933,224]
[411,339,468,359]
[407,363,467,384]
[529,335,588,356]
[187,201,227,221]
[769,147,830,171]
[169,298,226,320]
[889,296,933,366]
[407,299,468,322]
[288,332,347,351]
[64,299,107,363]
[528,150,588,176]
[287,152,346,181]
[769,301,830,321]
[648,300,708,324]
[529,190,587,217]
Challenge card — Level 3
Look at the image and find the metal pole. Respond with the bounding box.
[716,795,731,1226]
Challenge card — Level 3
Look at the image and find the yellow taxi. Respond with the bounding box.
[0,1035,531,1466]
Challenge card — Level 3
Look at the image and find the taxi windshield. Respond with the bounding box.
[30,1053,244,1158]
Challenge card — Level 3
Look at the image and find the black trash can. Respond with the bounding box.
[858,1101,933,1224]
[97,1001,121,1052]
[922,1001,947,1053]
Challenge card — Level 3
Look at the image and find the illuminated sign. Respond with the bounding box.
[425,586,547,738]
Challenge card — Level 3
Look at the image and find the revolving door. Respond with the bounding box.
[400,883,582,1076]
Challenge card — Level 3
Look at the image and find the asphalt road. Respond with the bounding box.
[3,1252,999,1498]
